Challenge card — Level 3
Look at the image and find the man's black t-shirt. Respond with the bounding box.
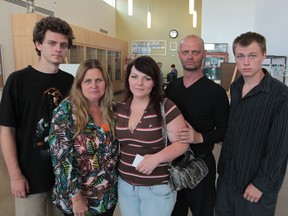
[0,65,74,194]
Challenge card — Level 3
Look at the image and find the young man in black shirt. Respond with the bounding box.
[215,32,288,216]
[0,16,75,216]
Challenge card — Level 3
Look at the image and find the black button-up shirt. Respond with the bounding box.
[218,69,288,193]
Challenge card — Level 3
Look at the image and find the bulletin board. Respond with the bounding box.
[131,40,167,56]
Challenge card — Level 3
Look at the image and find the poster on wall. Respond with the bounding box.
[131,40,166,56]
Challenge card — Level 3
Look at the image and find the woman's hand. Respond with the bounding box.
[136,154,160,175]
[71,192,88,216]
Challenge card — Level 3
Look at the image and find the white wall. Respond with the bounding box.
[0,0,116,84]
[52,0,116,37]
[201,0,256,62]
[202,0,288,62]
[254,0,288,55]
[59,64,80,77]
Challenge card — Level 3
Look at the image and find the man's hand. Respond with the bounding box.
[176,121,203,144]
[11,176,29,198]
[243,183,263,203]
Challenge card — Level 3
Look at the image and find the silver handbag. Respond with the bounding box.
[161,99,209,191]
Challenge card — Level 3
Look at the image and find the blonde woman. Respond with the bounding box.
[49,59,119,216]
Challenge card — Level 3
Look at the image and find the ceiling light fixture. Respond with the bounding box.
[189,0,195,14]
[147,0,151,28]
[128,0,133,16]
[193,10,197,28]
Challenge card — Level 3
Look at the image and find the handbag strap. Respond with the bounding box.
[161,98,195,160]
[161,98,174,167]
[160,98,168,147]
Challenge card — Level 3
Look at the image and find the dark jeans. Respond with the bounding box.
[172,153,216,216]
[63,205,116,216]
[215,176,277,216]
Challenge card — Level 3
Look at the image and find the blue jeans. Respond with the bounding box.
[118,177,176,216]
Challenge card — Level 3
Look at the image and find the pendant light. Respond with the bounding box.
[147,0,151,29]
[128,0,133,16]
[189,0,194,14]
[193,10,197,28]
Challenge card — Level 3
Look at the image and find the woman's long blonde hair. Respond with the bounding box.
[69,59,115,138]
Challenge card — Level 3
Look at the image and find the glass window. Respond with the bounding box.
[86,47,97,59]
[97,49,107,70]
[69,45,84,63]
[107,50,115,81]
[115,51,122,81]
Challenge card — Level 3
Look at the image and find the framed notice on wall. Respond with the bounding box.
[170,42,177,51]
[131,40,166,56]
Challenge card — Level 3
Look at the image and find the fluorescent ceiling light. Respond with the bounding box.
[128,0,133,16]
[193,10,197,28]
[147,2,151,28]
[147,10,151,28]
[189,0,195,14]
